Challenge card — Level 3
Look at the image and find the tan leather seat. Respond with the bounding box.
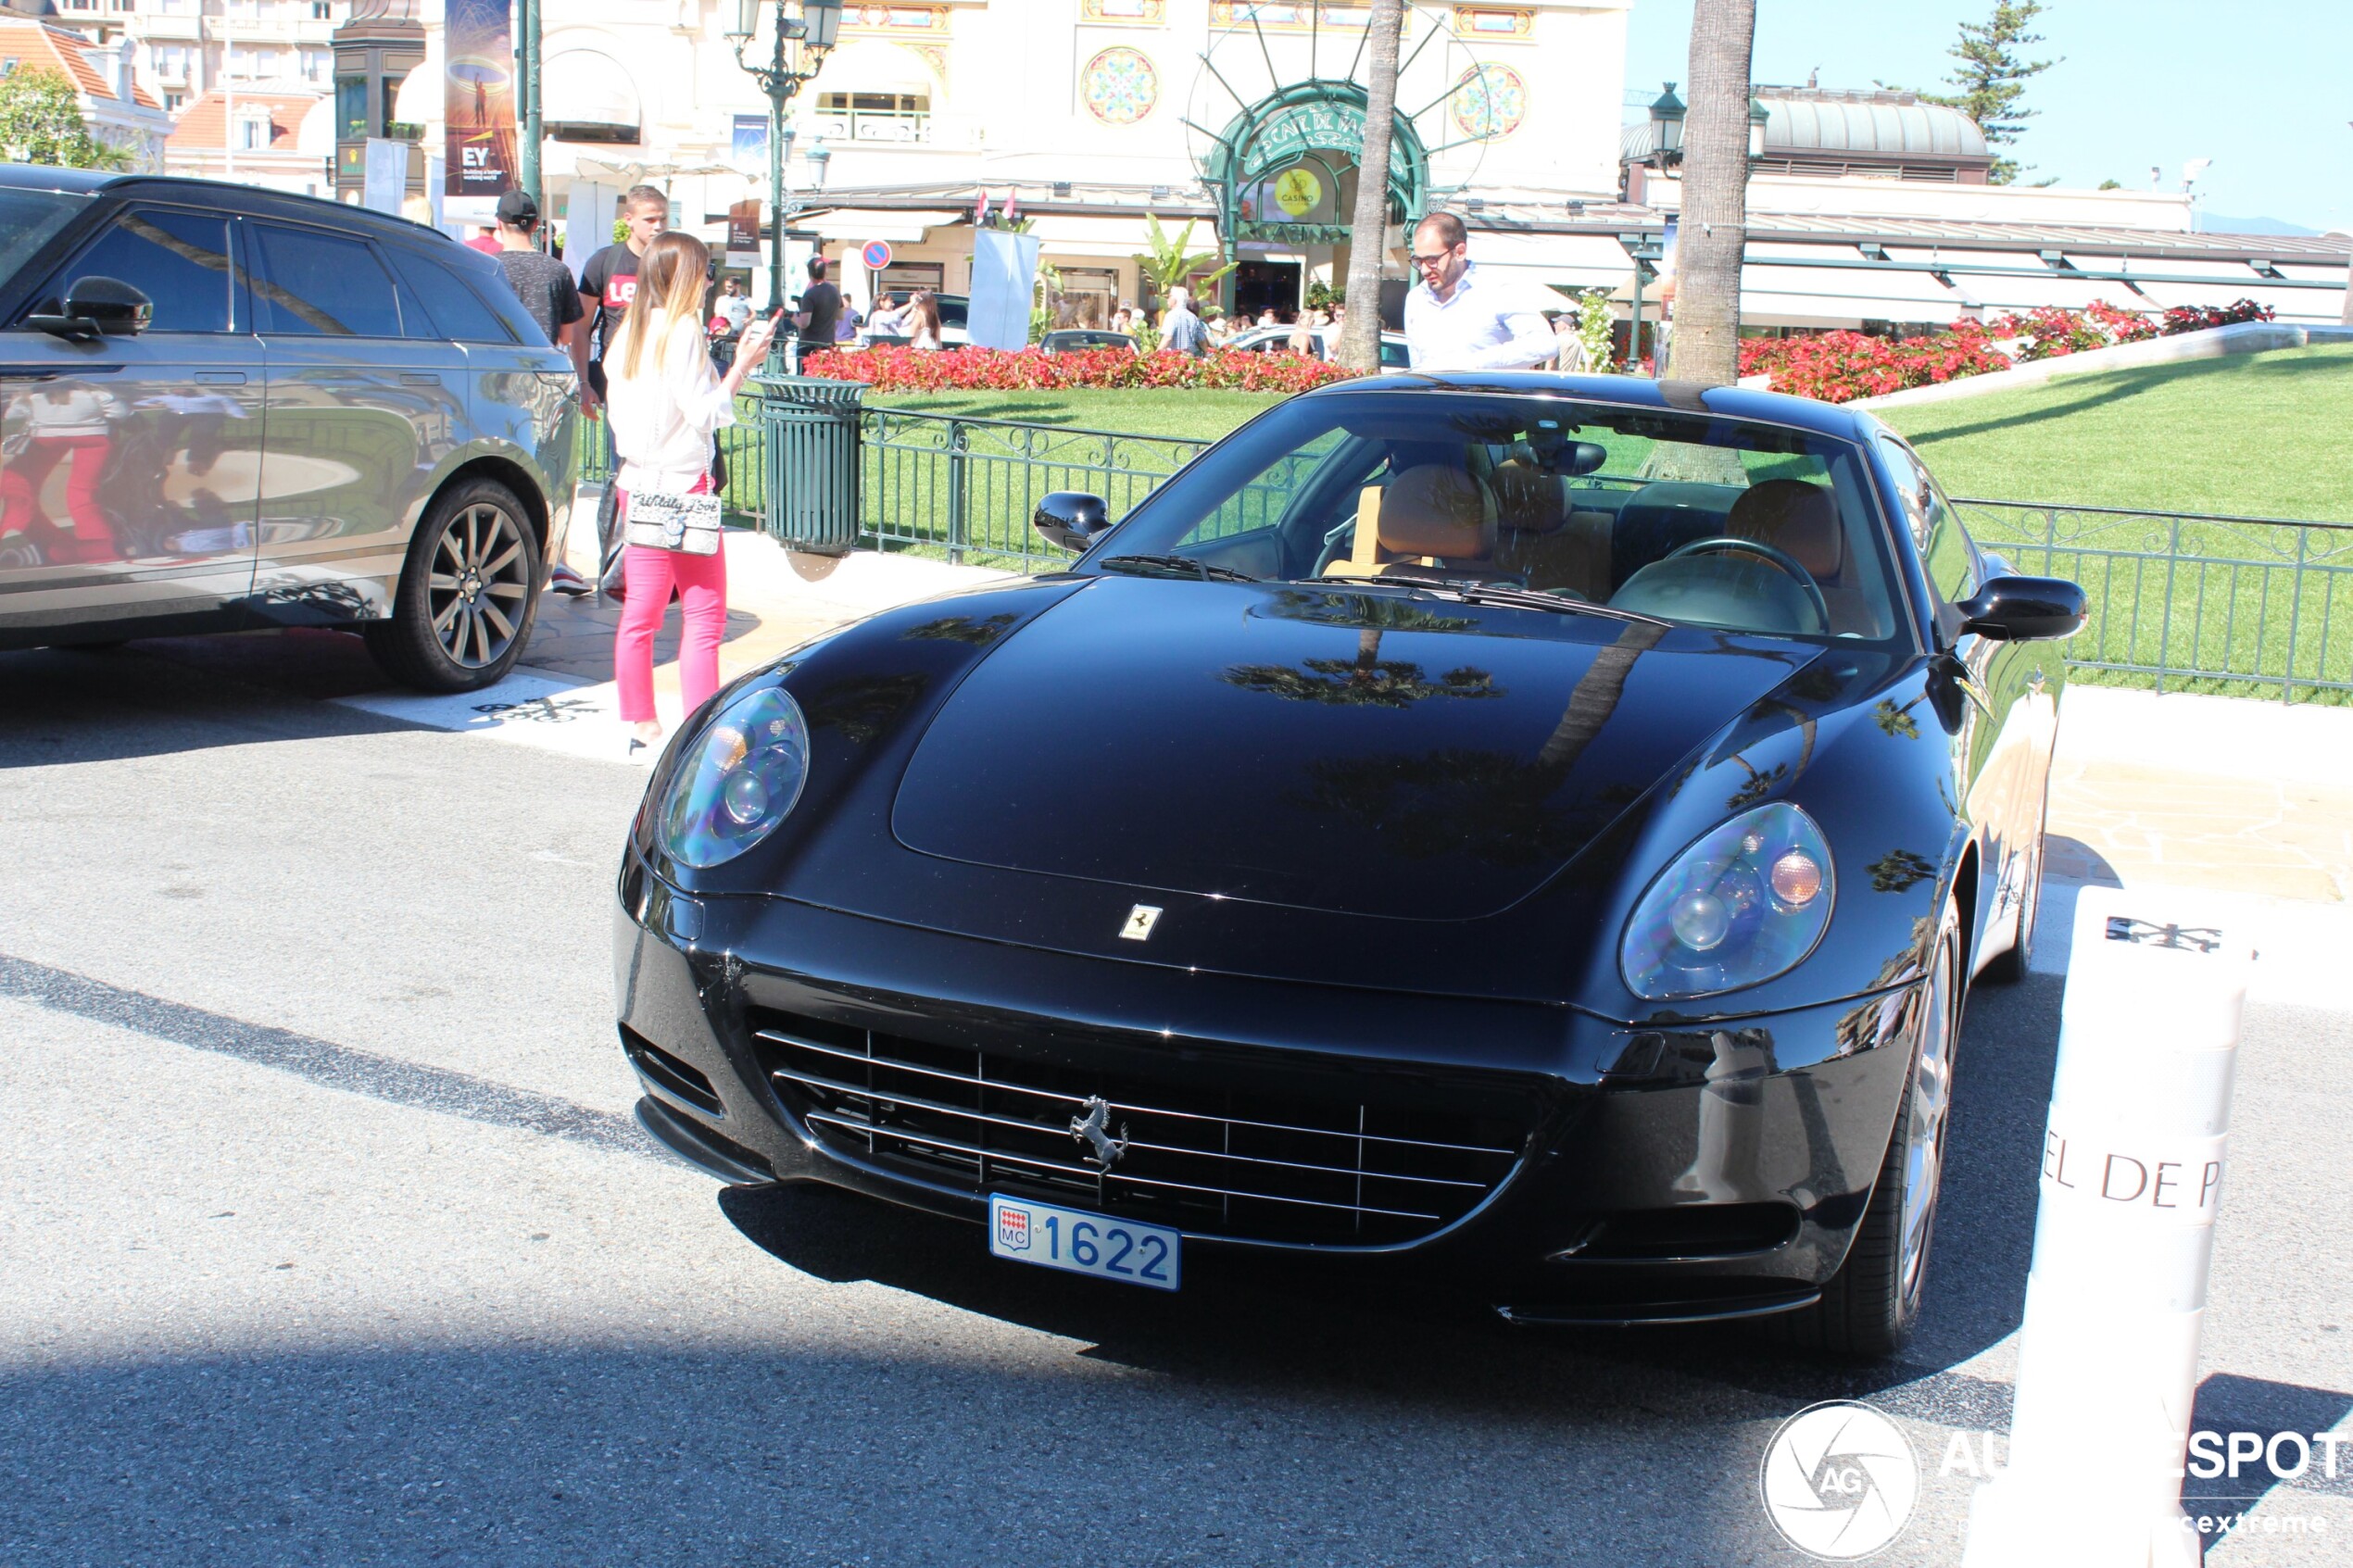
[1324,463,1498,580]
[1491,458,1610,599]
[1726,478,1871,634]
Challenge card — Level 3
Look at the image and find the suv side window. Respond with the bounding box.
[40,207,236,333]
[249,221,403,338]
[380,245,517,345]
[1879,434,1979,608]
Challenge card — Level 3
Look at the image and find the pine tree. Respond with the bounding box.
[1918,2,2059,185]
[0,68,130,169]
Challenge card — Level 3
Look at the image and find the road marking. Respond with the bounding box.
[0,952,654,1162]
[331,667,678,767]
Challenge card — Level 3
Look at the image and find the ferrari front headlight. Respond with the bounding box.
[1619,803,1834,1001]
[657,685,811,868]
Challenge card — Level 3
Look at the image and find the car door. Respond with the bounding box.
[1878,434,2052,962]
[247,218,463,623]
[0,203,263,642]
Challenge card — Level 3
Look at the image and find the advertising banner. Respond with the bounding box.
[967,229,1041,352]
[444,0,516,200]
[732,114,768,170]
[727,200,762,270]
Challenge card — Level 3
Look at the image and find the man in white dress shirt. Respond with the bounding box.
[1401,210,1557,373]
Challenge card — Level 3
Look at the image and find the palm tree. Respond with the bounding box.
[1336,0,1404,373]
[1670,0,1758,386]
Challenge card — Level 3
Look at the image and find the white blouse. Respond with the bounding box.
[604,319,735,495]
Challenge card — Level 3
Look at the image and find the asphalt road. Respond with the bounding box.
[3,636,2347,1567]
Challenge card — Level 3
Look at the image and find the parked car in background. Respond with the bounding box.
[1226,322,1415,372]
[865,290,970,348]
[1039,329,1138,354]
[612,371,2084,1357]
[0,166,579,691]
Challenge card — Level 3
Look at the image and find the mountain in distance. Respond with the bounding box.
[2194,213,2322,236]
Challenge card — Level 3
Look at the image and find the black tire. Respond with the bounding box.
[1773,901,1963,1359]
[361,476,541,693]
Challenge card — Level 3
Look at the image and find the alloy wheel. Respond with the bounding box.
[1895,931,1957,1305]
[425,502,532,670]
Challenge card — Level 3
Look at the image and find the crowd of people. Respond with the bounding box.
[468,183,1613,753]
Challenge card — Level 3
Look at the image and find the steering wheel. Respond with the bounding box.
[1664,535,1831,632]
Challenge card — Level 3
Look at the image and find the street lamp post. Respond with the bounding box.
[724,0,842,315]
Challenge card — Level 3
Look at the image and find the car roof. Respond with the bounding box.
[0,163,459,249]
[1302,370,1870,442]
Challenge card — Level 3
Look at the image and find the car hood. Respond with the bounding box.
[890,579,1821,921]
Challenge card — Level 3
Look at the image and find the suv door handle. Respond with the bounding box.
[400,371,441,386]
[195,370,246,384]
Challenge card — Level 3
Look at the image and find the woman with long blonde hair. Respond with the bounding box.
[604,231,777,753]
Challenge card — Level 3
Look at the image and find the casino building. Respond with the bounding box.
[371,0,2347,329]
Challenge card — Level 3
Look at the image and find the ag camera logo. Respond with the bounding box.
[1759,1400,1920,1560]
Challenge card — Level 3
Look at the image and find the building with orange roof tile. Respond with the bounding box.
[0,15,171,169]
[161,83,330,194]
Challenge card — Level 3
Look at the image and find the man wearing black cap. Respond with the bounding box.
[492,188,589,407]
[492,187,593,595]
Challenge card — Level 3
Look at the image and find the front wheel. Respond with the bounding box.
[361,477,541,693]
[1774,899,1963,1359]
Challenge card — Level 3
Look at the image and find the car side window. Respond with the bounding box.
[41,207,235,333]
[380,245,518,345]
[1879,435,1979,608]
[248,222,403,338]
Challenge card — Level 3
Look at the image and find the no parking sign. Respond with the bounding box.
[861,240,893,272]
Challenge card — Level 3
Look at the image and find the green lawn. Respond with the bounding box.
[869,388,1288,445]
[1885,344,2353,522]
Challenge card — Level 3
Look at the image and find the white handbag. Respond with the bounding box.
[623,482,723,557]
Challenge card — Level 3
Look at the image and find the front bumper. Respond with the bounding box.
[615,871,1921,1321]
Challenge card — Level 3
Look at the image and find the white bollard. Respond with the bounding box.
[1961,886,2253,1568]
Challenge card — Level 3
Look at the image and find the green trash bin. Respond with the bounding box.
[756,372,865,555]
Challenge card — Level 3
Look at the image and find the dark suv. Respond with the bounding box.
[0,166,578,691]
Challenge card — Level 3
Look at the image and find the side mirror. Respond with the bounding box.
[29,276,153,342]
[1034,490,1113,553]
[1953,574,2087,642]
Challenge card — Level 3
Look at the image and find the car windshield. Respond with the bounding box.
[0,189,89,290]
[1087,391,1904,643]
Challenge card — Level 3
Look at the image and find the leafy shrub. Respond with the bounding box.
[1738,326,2012,405]
[2158,298,2276,333]
[798,345,1352,395]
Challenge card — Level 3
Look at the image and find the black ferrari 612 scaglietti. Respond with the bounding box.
[613,372,2083,1357]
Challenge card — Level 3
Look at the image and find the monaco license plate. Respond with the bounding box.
[987,1195,1180,1291]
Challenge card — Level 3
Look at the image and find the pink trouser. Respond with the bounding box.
[614,500,728,722]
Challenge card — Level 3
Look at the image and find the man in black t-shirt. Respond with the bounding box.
[578,183,669,404]
[490,189,587,395]
[794,255,840,354]
[576,184,667,596]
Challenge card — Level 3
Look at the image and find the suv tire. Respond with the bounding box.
[362,477,541,693]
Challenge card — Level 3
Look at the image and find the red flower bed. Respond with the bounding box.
[1740,326,2012,405]
[1984,299,2158,361]
[798,345,1353,395]
[2158,298,2276,333]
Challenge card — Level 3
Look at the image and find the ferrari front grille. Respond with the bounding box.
[749,1009,1532,1248]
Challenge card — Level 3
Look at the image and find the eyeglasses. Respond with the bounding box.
[1407,251,1459,269]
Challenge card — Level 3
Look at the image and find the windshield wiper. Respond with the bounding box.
[1096,554,1258,583]
[1368,571,1667,624]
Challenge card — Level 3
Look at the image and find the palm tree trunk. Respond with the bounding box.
[1534,621,1671,776]
[1670,0,1758,386]
[1337,0,1403,373]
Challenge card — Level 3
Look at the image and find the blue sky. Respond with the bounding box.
[1624,1,2353,233]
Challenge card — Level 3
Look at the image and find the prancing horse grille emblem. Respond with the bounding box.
[1069,1096,1129,1171]
[1120,904,1163,941]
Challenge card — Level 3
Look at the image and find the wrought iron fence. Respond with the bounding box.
[1957,498,2353,703]
[859,409,1213,571]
